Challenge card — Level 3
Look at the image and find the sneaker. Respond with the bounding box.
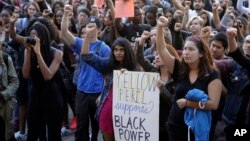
[15,131,27,141]
[70,116,77,130]
[61,127,73,136]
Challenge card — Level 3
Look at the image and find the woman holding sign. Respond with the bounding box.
[156,16,222,141]
[80,23,139,141]
[136,30,180,140]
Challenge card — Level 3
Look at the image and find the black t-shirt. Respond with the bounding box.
[121,23,151,48]
[168,59,220,126]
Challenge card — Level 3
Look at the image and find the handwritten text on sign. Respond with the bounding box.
[113,70,159,141]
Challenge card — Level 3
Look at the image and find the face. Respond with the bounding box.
[234,19,245,35]
[210,40,225,60]
[189,18,202,34]
[150,28,157,44]
[29,29,38,36]
[200,13,208,25]
[54,4,62,10]
[193,0,204,11]
[182,40,202,65]
[226,17,234,27]
[104,13,112,26]
[55,10,63,24]
[132,9,143,24]
[154,52,164,67]
[134,0,145,9]
[0,10,11,24]
[27,5,37,16]
[165,12,173,23]
[114,45,125,62]
[243,35,250,56]
[145,12,156,27]
[78,12,89,24]
[80,27,86,38]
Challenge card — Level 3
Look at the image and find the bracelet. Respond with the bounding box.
[185,99,188,107]
[199,101,205,109]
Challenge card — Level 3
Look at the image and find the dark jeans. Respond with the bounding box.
[75,91,100,141]
[27,83,63,141]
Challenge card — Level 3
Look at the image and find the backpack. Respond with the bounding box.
[2,42,18,69]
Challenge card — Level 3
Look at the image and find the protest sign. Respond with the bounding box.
[113,70,160,141]
[115,0,134,18]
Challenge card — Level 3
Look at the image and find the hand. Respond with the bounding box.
[91,5,99,16]
[157,16,169,27]
[14,6,20,13]
[31,36,41,55]
[174,22,183,32]
[106,0,114,7]
[86,23,97,34]
[10,13,19,24]
[152,0,160,5]
[120,68,127,73]
[173,10,184,19]
[183,6,189,15]
[96,95,101,105]
[185,0,191,7]
[226,28,237,39]
[176,98,187,109]
[64,4,73,16]
[156,79,165,91]
[212,3,219,12]
[140,31,150,41]
[43,9,52,17]
[200,26,212,39]
[226,6,234,14]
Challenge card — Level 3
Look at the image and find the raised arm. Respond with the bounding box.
[171,0,185,11]
[81,23,110,74]
[60,4,76,46]
[136,31,155,72]
[227,28,250,71]
[81,23,95,55]
[9,13,25,44]
[156,16,175,74]
[212,3,221,30]
[227,28,238,53]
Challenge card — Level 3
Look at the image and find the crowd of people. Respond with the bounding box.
[0,0,249,141]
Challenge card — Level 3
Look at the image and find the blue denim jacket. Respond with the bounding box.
[81,53,113,119]
[221,59,250,125]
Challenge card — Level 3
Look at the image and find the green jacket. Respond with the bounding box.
[0,51,19,140]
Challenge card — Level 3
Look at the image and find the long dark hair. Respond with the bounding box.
[28,17,60,43]
[27,22,52,65]
[107,37,137,73]
[180,35,214,78]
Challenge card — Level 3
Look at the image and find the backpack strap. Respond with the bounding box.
[95,41,103,56]
[3,52,9,68]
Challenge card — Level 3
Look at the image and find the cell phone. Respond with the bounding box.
[157,8,163,17]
